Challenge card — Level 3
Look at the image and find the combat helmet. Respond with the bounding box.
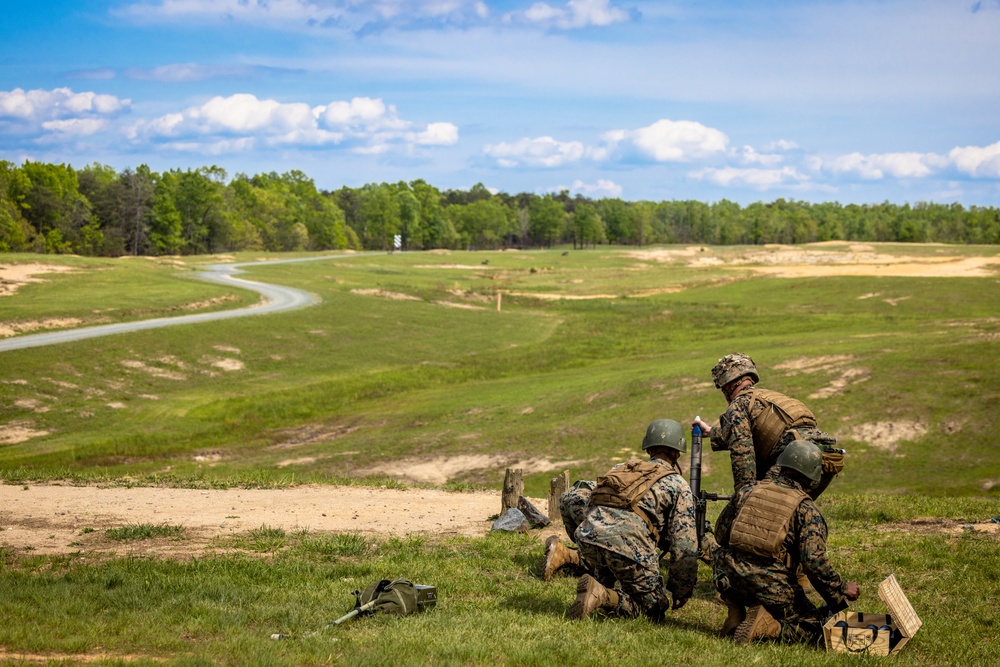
[642,419,687,453]
[711,353,760,389]
[776,440,823,483]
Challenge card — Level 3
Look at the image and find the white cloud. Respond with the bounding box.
[130,93,455,155]
[484,136,587,167]
[761,139,800,152]
[569,178,622,197]
[950,141,1000,178]
[40,118,109,136]
[690,166,809,190]
[628,119,729,162]
[484,118,729,168]
[739,146,784,167]
[320,97,388,126]
[0,87,130,122]
[197,94,315,134]
[824,151,948,179]
[412,122,459,146]
[507,0,629,28]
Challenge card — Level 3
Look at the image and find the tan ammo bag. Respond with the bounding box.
[590,459,677,541]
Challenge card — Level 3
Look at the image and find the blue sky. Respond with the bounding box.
[1,0,999,205]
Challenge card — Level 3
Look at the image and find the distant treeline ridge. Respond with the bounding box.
[2,160,998,256]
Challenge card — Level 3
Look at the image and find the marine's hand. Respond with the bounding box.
[845,582,860,601]
[694,418,712,435]
[672,595,689,610]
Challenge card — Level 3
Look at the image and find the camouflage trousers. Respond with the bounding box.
[559,480,595,540]
[577,542,671,620]
[714,551,825,645]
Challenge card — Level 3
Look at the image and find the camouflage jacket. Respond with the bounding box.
[715,474,849,608]
[574,458,698,599]
[711,385,821,491]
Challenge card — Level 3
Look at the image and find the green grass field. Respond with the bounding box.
[1,244,998,665]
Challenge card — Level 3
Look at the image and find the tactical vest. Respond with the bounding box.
[590,459,677,542]
[729,481,808,560]
[746,388,817,464]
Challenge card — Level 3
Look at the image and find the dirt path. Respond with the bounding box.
[0,483,556,558]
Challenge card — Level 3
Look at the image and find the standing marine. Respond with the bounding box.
[694,353,843,498]
[712,440,860,644]
[568,419,699,621]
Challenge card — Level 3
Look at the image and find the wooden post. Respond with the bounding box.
[547,471,570,523]
[501,468,523,514]
[496,291,502,312]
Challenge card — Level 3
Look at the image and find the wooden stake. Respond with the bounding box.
[501,468,523,514]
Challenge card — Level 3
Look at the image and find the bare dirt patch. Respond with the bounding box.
[0,649,163,664]
[626,244,1000,279]
[120,360,187,381]
[842,421,928,454]
[350,288,421,301]
[0,483,539,557]
[268,422,370,449]
[206,358,244,371]
[773,355,870,399]
[435,301,488,310]
[0,317,91,338]
[0,421,50,444]
[741,248,1000,278]
[357,454,585,485]
[181,294,239,310]
[876,519,1000,539]
[0,262,76,297]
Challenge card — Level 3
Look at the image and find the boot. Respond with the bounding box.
[541,536,580,581]
[718,598,746,637]
[734,605,782,644]
[569,574,619,619]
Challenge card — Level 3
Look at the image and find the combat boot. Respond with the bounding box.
[569,574,619,619]
[718,597,746,637]
[734,605,782,644]
[541,536,580,581]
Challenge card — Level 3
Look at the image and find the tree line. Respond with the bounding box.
[2,160,998,256]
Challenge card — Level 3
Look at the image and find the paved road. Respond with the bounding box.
[0,254,354,353]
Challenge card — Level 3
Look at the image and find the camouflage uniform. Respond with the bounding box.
[574,458,698,619]
[711,385,833,494]
[712,473,850,645]
[559,480,596,540]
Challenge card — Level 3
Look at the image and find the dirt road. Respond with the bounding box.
[0,483,556,558]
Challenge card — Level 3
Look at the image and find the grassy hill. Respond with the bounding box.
[2,244,998,496]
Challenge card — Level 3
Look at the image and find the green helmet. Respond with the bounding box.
[776,440,823,483]
[642,419,687,453]
[711,353,760,389]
